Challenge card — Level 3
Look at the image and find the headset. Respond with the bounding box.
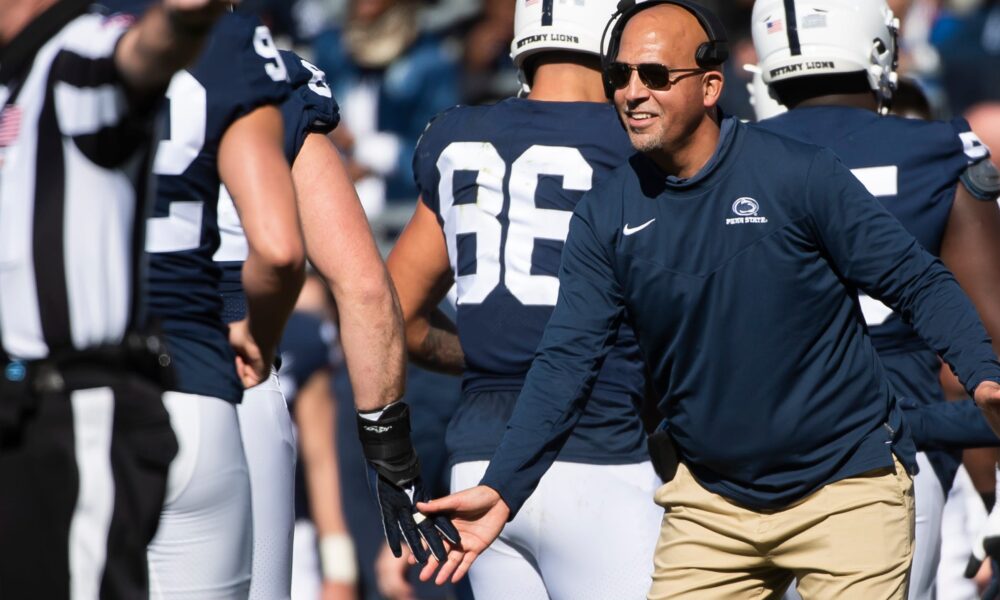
[600,0,729,99]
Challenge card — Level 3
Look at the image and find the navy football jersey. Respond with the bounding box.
[215,51,341,323]
[757,106,995,488]
[413,98,647,465]
[145,13,290,401]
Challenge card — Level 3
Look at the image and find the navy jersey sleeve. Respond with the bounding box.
[803,148,1000,393]
[278,50,340,163]
[196,14,289,124]
[479,189,627,515]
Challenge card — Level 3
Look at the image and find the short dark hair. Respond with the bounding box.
[771,72,872,108]
[522,50,603,87]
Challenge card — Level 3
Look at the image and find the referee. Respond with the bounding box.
[0,0,228,598]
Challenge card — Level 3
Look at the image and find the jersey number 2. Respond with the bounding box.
[146,27,287,254]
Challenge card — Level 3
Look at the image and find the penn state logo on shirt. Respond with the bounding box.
[726,197,769,225]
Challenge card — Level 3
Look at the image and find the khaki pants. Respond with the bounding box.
[648,457,915,600]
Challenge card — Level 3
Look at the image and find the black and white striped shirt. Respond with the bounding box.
[0,1,156,361]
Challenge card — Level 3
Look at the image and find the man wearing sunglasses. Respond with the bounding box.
[419,2,1000,598]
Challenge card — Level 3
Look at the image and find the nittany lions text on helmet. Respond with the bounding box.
[751,0,899,108]
[510,0,616,88]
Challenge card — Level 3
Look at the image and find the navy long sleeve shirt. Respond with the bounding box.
[480,117,1000,514]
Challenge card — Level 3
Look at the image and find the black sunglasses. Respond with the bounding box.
[604,62,706,90]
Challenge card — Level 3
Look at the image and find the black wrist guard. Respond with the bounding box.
[357,402,421,487]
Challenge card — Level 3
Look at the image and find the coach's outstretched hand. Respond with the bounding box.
[974,380,1000,437]
[415,486,510,585]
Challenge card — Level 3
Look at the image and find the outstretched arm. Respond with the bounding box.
[417,198,627,584]
[803,149,1000,429]
[293,132,405,411]
[386,200,464,375]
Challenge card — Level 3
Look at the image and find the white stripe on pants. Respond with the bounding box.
[68,387,116,600]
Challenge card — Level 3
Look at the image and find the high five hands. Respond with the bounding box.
[411,485,511,584]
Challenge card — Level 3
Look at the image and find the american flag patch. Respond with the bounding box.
[0,105,22,148]
[766,18,784,34]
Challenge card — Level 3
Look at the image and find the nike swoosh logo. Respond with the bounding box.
[623,218,656,236]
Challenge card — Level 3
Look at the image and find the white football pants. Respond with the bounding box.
[451,460,663,600]
[237,372,297,600]
[910,451,946,600]
[148,392,252,599]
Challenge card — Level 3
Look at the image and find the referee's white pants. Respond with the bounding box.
[148,392,252,599]
[910,451,945,600]
[237,372,297,600]
[451,460,662,600]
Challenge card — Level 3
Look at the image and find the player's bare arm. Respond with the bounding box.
[220,104,305,386]
[292,132,405,411]
[114,0,231,96]
[386,199,465,375]
[942,182,1000,432]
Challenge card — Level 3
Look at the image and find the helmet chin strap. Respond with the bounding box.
[517,69,532,97]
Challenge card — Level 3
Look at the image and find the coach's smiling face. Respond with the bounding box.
[613,4,724,178]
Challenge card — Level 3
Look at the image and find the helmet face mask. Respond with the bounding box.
[510,0,618,90]
[750,0,900,111]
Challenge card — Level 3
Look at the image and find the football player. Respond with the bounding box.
[213,49,407,599]
[143,12,304,598]
[750,1,1000,597]
[385,0,662,598]
[212,50,338,600]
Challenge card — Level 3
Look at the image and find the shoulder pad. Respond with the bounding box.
[962,159,1000,201]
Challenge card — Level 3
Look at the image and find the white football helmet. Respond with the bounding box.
[510,0,617,88]
[751,0,899,108]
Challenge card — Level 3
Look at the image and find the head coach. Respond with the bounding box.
[417,1,1000,598]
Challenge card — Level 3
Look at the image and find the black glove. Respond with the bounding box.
[358,402,460,564]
